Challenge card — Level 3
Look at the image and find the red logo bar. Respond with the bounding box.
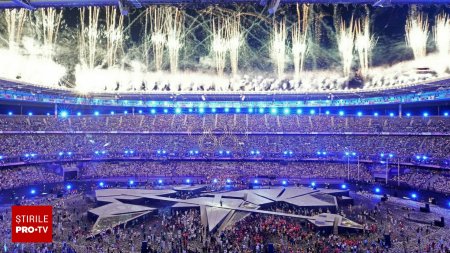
[11,206,53,243]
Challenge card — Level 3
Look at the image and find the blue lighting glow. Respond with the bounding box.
[219,150,223,155]
[175,108,182,114]
[124,110,128,114]
[151,109,156,114]
[406,113,411,117]
[163,109,169,113]
[416,155,421,160]
[248,108,254,113]
[256,150,260,155]
[60,111,68,118]
[444,112,449,117]
[423,112,429,117]
[226,179,231,184]
[389,154,394,158]
[138,110,143,114]
[226,150,230,155]
[325,110,330,115]
[284,108,290,115]
[28,112,33,116]
[254,179,258,184]
[213,178,218,183]
[158,179,163,184]
[99,182,104,187]
[110,111,115,115]
[198,108,205,114]
[66,184,72,190]
[59,152,64,156]
[259,108,266,114]
[224,108,230,113]
[30,189,36,195]
[309,109,315,115]
[101,151,106,154]
[389,112,394,117]
[341,184,347,189]
[352,152,356,156]
[211,108,216,113]
[380,153,385,157]
[323,151,327,155]
[129,180,134,185]
[270,108,277,114]
[95,151,99,155]
[357,112,362,117]
[374,112,379,117]
[375,187,381,193]
[297,109,303,114]
[282,180,287,185]
[339,111,344,116]
[422,155,427,160]
[77,112,81,116]
[186,179,191,184]
[8,112,13,116]
[94,111,99,116]
[188,108,193,113]
[411,193,417,199]
[235,108,241,113]
[345,152,350,156]
[311,182,316,187]
[0,156,3,160]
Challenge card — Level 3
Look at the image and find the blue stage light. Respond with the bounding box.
[129,180,134,185]
[67,152,72,155]
[374,112,379,117]
[77,112,82,116]
[101,151,106,154]
[211,108,216,113]
[325,110,330,115]
[284,151,288,155]
[444,112,449,117]
[99,182,104,187]
[226,150,230,155]
[389,154,394,158]
[309,109,315,115]
[30,189,36,195]
[59,152,64,156]
[311,182,316,187]
[8,112,13,116]
[339,111,344,116]
[125,150,129,154]
[248,108,254,113]
[283,108,290,115]
[95,151,99,155]
[188,108,193,113]
[270,108,277,114]
[60,111,68,118]
[94,111,99,116]
[224,108,230,113]
[213,178,218,183]
[341,184,347,189]
[158,179,163,184]
[422,155,427,160]
[124,111,128,114]
[406,113,411,117]
[0,156,3,160]
[235,108,241,113]
[254,179,258,184]
[162,150,166,154]
[282,180,287,185]
[345,152,350,156]
[129,150,134,154]
[256,150,260,155]
[110,111,115,115]
[380,153,385,157]
[66,184,72,190]
[175,108,182,114]
[226,179,231,184]
[317,151,321,155]
[259,108,265,114]
[186,179,191,184]
[411,193,417,199]
[323,151,327,155]
[151,109,156,114]
[250,150,255,155]
[357,112,362,117]
[198,108,205,114]
[375,187,381,193]
[352,152,356,156]
[297,109,303,114]
[28,112,33,116]
[219,150,223,155]
[423,112,429,117]
[389,112,394,117]
[416,155,421,160]
[163,109,169,113]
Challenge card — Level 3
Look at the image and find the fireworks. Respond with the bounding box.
[211,17,228,76]
[40,8,63,60]
[146,6,166,72]
[337,18,355,78]
[227,13,241,77]
[355,17,376,77]
[292,4,309,80]
[105,6,124,68]
[79,7,100,69]
[4,9,27,51]
[405,12,429,60]
[271,18,287,78]
[166,7,184,74]
[434,13,450,68]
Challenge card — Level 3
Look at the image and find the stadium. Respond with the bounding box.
[0,0,449,252]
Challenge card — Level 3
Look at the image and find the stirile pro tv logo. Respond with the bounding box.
[12,206,53,243]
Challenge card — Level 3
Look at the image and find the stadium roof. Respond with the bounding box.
[0,0,448,9]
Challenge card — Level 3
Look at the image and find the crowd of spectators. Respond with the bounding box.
[0,165,63,191]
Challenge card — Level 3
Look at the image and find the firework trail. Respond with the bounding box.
[433,13,450,69]
[166,7,184,73]
[405,11,428,60]
[271,18,286,78]
[105,6,124,68]
[337,17,355,78]
[292,4,309,80]
[79,7,100,69]
[227,13,241,77]
[211,16,228,76]
[355,16,376,77]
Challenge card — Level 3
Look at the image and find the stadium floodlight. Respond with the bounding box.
[60,111,68,118]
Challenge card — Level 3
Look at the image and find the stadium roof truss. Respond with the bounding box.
[0,0,448,10]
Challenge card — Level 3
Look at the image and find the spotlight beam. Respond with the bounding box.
[11,0,35,10]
